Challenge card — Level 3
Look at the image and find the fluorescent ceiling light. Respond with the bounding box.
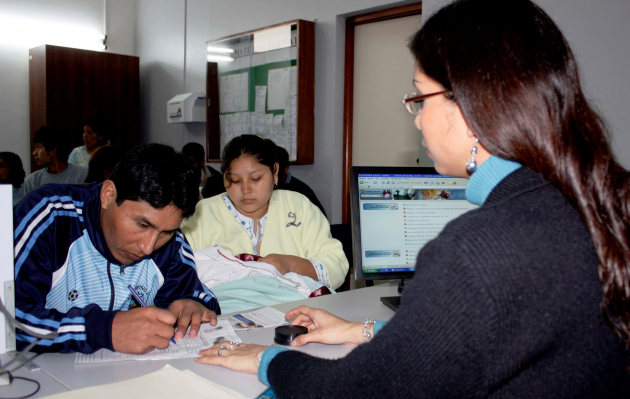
[206,46,234,54]
[206,46,234,62]
[206,55,234,62]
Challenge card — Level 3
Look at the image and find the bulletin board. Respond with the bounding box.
[206,20,314,164]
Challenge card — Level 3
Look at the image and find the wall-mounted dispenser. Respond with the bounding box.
[167,92,206,123]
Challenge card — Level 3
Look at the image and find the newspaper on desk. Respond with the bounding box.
[75,307,287,364]
[76,318,240,364]
[229,306,287,330]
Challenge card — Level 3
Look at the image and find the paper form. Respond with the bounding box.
[229,307,287,330]
[263,114,274,133]
[255,85,267,113]
[267,67,291,110]
[272,114,284,128]
[75,318,240,364]
[41,365,247,399]
[252,113,265,134]
[232,112,251,136]
[290,66,297,89]
[219,72,249,113]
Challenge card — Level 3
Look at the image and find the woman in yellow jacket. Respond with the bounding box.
[181,135,348,309]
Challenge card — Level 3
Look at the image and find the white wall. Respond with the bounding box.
[546,0,630,166]
[2,0,629,222]
[135,0,630,223]
[105,0,137,56]
[135,0,188,152]
[135,0,419,223]
[423,0,630,170]
[0,0,135,172]
[352,14,426,167]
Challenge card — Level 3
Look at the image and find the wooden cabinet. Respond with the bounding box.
[29,45,140,171]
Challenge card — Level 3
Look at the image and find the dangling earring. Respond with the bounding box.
[274,179,278,187]
[466,138,479,175]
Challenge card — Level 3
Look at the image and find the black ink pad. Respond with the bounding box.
[274,325,308,345]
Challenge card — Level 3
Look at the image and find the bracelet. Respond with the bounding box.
[362,319,375,341]
[257,351,263,367]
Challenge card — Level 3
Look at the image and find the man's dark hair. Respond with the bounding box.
[182,142,205,163]
[109,143,199,217]
[33,126,72,162]
[0,151,25,187]
[85,145,123,183]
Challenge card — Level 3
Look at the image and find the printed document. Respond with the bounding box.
[75,318,240,364]
[229,306,287,330]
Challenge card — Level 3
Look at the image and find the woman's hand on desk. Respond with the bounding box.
[286,306,367,346]
[259,253,318,280]
[196,341,267,374]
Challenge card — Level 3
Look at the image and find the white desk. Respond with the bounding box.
[0,353,68,397]
[28,282,399,398]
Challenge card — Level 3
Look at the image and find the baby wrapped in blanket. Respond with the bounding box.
[194,245,331,314]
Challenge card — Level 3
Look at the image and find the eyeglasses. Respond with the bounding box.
[402,89,452,115]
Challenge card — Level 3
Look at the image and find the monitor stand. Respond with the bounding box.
[379,279,406,311]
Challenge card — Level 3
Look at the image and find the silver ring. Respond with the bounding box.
[217,345,227,357]
[229,341,240,350]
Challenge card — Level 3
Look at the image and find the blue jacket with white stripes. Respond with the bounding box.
[13,183,220,353]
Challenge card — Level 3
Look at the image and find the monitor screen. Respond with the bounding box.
[0,185,15,354]
[351,166,478,281]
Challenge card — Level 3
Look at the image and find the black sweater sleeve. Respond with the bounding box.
[268,230,496,398]
[265,169,630,398]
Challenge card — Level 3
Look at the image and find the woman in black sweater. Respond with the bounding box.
[197,0,630,396]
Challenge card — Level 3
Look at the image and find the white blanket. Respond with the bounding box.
[194,245,321,298]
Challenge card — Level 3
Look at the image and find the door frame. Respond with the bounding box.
[341,3,422,223]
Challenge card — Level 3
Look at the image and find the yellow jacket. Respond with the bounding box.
[181,190,349,289]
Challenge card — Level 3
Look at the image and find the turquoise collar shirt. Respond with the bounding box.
[465,155,521,206]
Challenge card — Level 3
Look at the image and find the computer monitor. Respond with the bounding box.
[350,166,477,309]
[0,185,15,354]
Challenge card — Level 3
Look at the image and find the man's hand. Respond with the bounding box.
[168,299,217,340]
[111,307,178,354]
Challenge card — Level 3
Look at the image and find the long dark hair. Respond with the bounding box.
[221,135,278,187]
[411,0,630,345]
[0,152,25,188]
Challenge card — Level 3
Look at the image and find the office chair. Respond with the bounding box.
[330,223,353,292]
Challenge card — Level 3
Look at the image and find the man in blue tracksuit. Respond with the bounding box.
[13,144,220,354]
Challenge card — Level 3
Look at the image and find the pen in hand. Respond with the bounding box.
[127,285,177,344]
